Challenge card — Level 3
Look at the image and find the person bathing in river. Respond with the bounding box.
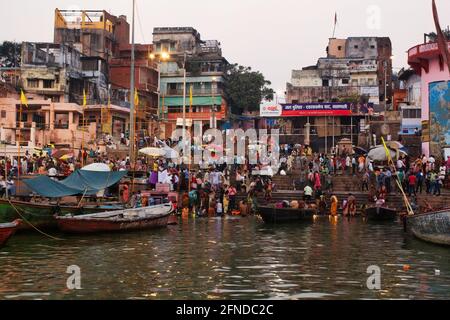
[330,194,338,216]
[343,193,356,216]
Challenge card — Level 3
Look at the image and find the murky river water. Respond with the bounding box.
[1,216,450,300]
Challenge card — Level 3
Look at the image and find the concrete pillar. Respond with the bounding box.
[68,111,74,130]
[49,104,55,130]
[45,111,50,129]
[304,122,311,146]
[30,122,36,147]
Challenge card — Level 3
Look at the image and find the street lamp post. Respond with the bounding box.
[129,0,136,168]
[150,51,170,132]
[211,76,217,129]
[182,52,187,144]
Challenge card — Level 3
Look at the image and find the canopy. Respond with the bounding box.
[23,170,128,198]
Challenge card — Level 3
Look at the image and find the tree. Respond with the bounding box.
[0,41,21,68]
[426,29,450,42]
[223,64,274,115]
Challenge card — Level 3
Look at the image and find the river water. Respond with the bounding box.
[1,216,450,300]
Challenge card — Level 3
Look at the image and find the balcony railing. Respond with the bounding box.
[165,88,223,96]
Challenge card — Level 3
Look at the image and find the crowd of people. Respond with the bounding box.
[1,138,449,217]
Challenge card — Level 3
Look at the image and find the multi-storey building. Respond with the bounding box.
[20,42,84,103]
[287,37,392,107]
[152,27,229,137]
[279,37,392,152]
[109,44,159,137]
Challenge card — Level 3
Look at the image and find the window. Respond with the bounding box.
[403,109,421,119]
[1,111,6,118]
[342,79,349,85]
[322,79,329,87]
[354,45,359,49]
[370,45,375,49]
[43,80,55,89]
[27,79,39,88]
[338,46,342,51]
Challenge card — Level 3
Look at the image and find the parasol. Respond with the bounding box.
[138,147,166,158]
[81,163,111,172]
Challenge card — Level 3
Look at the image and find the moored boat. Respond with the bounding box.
[405,209,450,246]
[364,206,398,222]
[55,203,173,234]
[258,205,317,224]
[0,220,21,247]
[0,198,124,230]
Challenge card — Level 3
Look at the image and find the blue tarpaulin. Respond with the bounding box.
[23,170,128,198]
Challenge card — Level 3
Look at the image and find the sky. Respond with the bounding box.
[1,0,449,95]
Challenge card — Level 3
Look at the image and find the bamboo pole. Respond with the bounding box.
[381,137,414,216]
[17,103,22,193]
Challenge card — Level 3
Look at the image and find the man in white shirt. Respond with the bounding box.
[48,166,57,177]
[304,185,313,201]
[429,155,435,170]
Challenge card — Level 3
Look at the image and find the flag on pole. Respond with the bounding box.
[332,12,338,38]
[432,0,450,73]
[83,89,87,108]
[134,88,140,106]
[20,89,28,108]
[189,85,193,106]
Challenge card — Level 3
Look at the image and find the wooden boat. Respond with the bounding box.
[364,206,398,222]
[55,203,173,234]
[405,209,450,246]
[0,220,21,247]
[0,198,124,230]
[258,205,317,224]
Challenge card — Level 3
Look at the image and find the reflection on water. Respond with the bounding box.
[1,216,450,300]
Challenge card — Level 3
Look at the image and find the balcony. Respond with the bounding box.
[408,41,450,73]
[165,88,223,96]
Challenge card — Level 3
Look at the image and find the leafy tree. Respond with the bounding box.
[223,64,274,115]
[426,29,450,42]
[0,41,21,67]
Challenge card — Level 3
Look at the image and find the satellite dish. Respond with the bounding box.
[381,124,390,135]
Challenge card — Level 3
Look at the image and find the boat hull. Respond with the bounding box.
[0,199,123,231]
[56,204,172,234]
[406,210,450,246]
[0,220,21,247]
[364,206,397,222]
[258,206,317,224]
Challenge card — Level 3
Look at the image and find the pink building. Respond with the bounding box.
[0,93,96,154]
[408,40,450,157]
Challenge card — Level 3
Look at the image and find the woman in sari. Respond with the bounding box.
[330,195,338,216]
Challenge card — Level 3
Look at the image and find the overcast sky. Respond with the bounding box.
[1,0,449,94]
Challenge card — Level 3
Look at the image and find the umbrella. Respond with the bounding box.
[60,154,73,161]
[52,148,72,158]
[354,147,368,155]
[203,144,223,153]
[138,147,166,157]
[367,146,398,161]
[385,141,405,150]
[81,163,111,172]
